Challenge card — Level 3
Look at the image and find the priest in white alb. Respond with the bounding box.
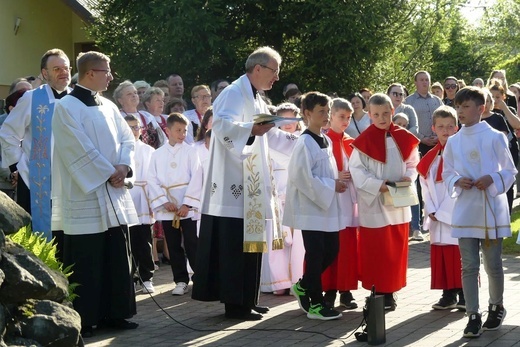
[192,46,297,321]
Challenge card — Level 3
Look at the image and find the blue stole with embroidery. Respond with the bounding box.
[29,86,54,240]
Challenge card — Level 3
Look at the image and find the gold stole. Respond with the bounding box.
[243,139,283,253]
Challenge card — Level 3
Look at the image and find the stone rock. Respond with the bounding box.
[18,300,80,347]
[3,336,42,346]
[0,191,31,236]
[0,269,4,288]
[0,240,68,304]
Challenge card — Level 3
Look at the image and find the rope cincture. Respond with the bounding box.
[483,188,499,248]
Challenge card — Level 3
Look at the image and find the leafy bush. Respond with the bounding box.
[7,226,78,301]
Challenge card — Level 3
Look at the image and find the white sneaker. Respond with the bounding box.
[143,281,155,294]
[411,230,424,241]
[171,282,189,295]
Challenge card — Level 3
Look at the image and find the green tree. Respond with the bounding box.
[88,0,416,102]
[477,0,520,84]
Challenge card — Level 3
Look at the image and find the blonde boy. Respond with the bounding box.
[321,98,359,310]
[416,106,463,311]
[393,112,409,128]
[350,93,420,311]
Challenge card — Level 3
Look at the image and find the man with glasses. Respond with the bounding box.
[0,48,71,246]
[184,85,212,144]
[210,79,230,101]
[192,46,297,321]
[52,51,138,337]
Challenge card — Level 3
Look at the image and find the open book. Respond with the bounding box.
[253,113,302,127]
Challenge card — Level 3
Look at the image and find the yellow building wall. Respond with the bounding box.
[0,0,91,98]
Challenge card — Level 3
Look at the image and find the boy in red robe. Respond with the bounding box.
[350,93,420,310]
[322,98,359,309]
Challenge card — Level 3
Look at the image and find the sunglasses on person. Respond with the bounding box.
[392,92,405,97]
[444,84,458,90]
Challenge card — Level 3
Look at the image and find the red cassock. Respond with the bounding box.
[320,129,359,291]
[430,245,462,289]
[417,143,462,290]
[351,123,420,293]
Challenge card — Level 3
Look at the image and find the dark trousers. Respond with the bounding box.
[129,224,154,282]
[64,227,136,327]
[162,219,198,284]
[16,175,31,214]
[192,215,262,311]
[300,230,339,305]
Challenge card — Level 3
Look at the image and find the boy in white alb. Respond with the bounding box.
[284,92,348,321]
[443,87,517,338]
[416,106,463,310]
[124,115,156,294]
[148,113,203,296]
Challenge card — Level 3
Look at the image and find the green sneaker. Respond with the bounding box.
[292,280,310,313]
[307,303,342,321]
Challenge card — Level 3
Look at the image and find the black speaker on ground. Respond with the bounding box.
[367,286,386,345]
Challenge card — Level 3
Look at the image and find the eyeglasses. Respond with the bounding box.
[48,66,72,73]
[194,95,212,100]
[259,64,279,75]
[91,69,112,75]
[392,92,405,97]
[129,125,143,131]
[444,84,457,90]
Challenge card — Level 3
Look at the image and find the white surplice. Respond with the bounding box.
[184,109,201,145]
[148,141,202,221]
[0,84,63,187]
[260,132,305,292]
[201,74,296,219]
[131,140,156,225]
[442,122,517,239]
[419,156,457,245]
[283,133,347,232]
[335,139,359,228]
[51,96,138,235]
[349,137,419,228]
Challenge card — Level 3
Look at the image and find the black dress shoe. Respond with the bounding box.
[99,318,139,330]
[81,326,94,338]
[252,305,269,314]
[225,311,263,321]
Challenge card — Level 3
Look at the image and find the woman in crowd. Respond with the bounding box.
[442,76,459,108]
[115,81,166,150]
[387,83,418,136]
[487,69,517,111]
[345,93,370,138]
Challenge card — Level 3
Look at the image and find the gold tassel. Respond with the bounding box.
[272,238,284,250]
[172,214,180,229]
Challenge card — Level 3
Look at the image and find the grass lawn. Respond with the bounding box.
[504,206,520,255]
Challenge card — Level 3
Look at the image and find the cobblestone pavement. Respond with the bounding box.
[84,236,520,347]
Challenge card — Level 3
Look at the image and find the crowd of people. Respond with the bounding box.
[0,46,519,340]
